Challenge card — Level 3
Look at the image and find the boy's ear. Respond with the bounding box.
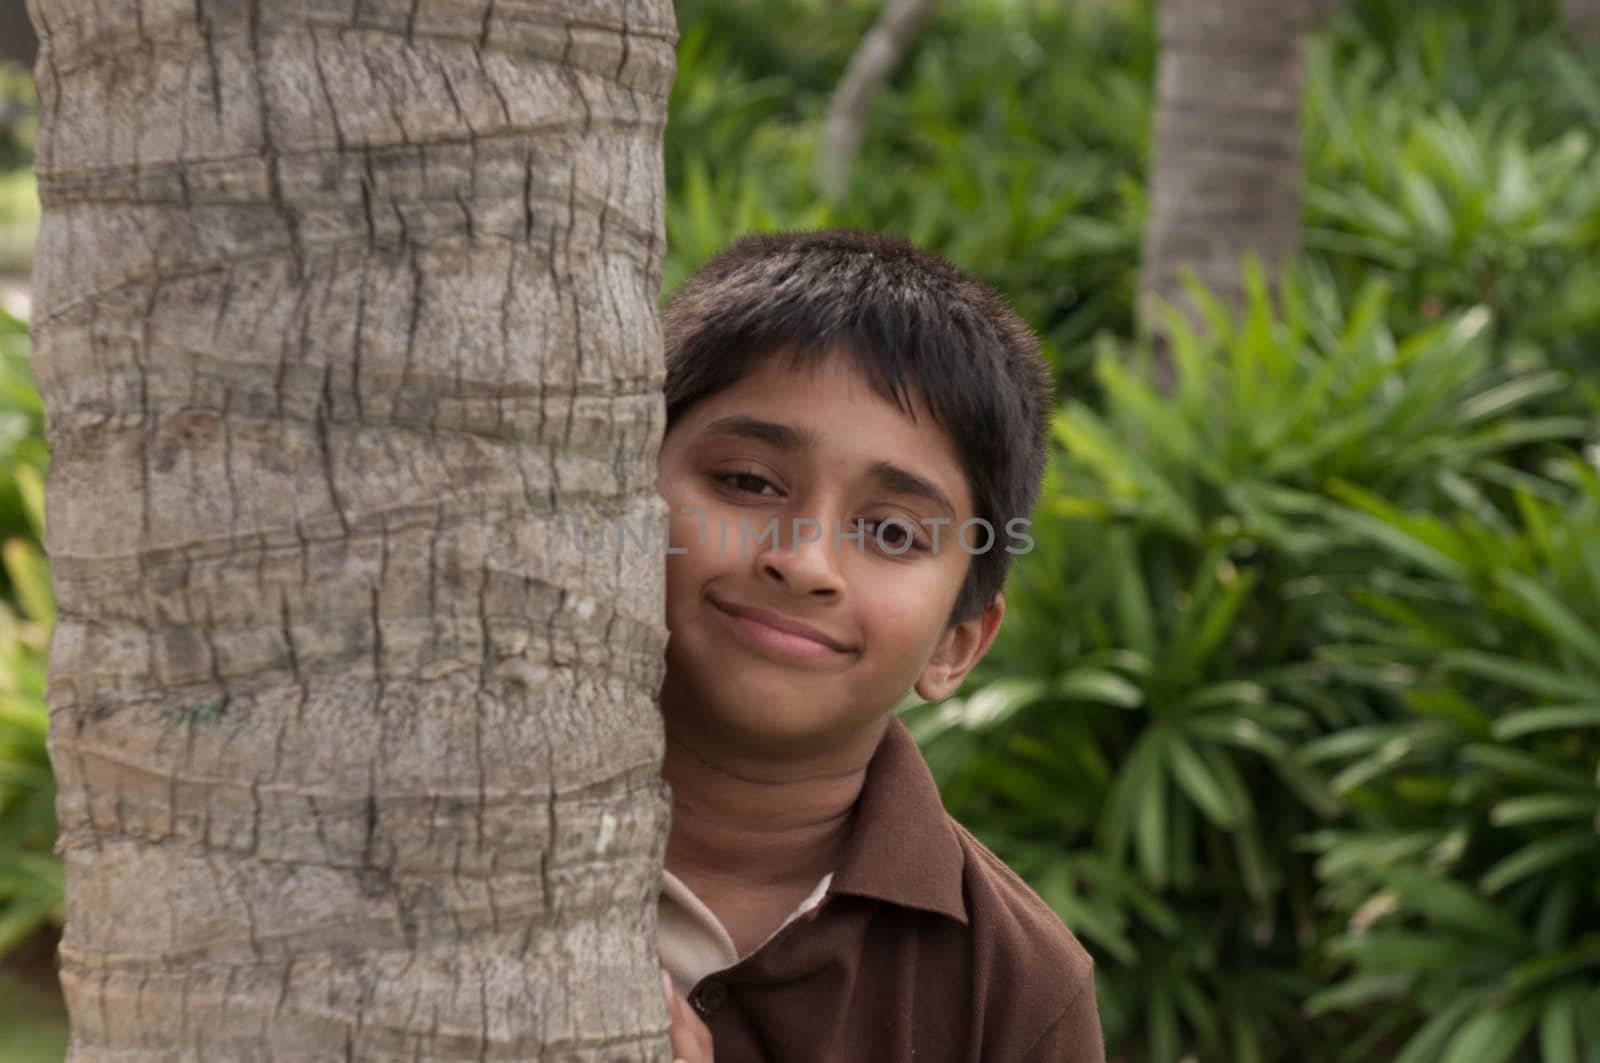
[914,592,1006,703]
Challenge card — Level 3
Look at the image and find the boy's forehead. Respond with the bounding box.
[699,347,932,426]
[663,353,971,515]
[674,350,935,444]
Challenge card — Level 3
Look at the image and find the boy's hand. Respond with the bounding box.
[661,968,715,1063]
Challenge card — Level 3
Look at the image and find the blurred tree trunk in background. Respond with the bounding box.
[819,0,939,200]
[1139,0,1336,358]
[1,0,37,67]
[29,0,676,1057]
[1567,0,1600,47]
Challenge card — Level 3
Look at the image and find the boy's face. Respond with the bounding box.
[655,348,1005,758]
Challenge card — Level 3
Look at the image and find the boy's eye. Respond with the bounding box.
[860,518,928,553]
[716,471,781,497]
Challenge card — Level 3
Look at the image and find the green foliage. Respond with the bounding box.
[1304,39,1600,385]
[1325,0,1585,134]
[904,263,1597,1061]
[665,0,1600,403]
[0,304,57,958]
[0,64,38,275]
[0,167,37,277]
[0,307,45,547]
[1300,464,1600,1063]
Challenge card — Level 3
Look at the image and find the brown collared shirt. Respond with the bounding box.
[659,868,834,997]
[655,715,1106,1062]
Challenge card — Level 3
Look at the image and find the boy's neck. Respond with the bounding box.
[657,697,889,895]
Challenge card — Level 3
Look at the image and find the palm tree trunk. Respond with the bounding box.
[1139,0,1330,343]
[29,1,676,1057]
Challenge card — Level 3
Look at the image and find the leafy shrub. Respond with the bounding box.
[902,264,1593,1062]
[1304,38,1600,388]
[663,0,1598,407]
[1324,0,1587,135]
[1301,459,1600,1063]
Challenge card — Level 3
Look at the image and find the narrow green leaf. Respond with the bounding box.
[1538,985,1581,1063]
[1033,863,1138,967]
[1505,937,1600,994]
[1328,931,1496,974]
[1134,733,1170,888]
[1101,731,1165,881]
[0,694,47,738]
[14,462,44,540]
[1147,977,1180,1063]
[1493,704,1600,740]
[1304,972,1412,1017]
[1301,722,1440,764]
[1171,564,1259,679]
[1443,651,1600,702]
[1495,569,1600,672]
[1184,714,1289,759]
[2,539,55,628]
[1097,355,1214,478]
[1438,1000,1539,1063]
[1149,294,1211,421]
[1459,371,1570,423]
[1489,794,1600,827]
[1165,730,1241,829]
[1176,267,1236,350]
[1481,834,1597,895]
[1374,865,1528,946]
[1393,993,1481,1063]
[1462,745,1592,791]
[1325,482,1470,579]
[1053,405,1199,536]
[950,678,1046,731]
[1108,528,1155,657]
[1174,680,1267,715]
[1057,669,1143,709]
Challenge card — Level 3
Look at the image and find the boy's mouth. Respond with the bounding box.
[707,595,858,657]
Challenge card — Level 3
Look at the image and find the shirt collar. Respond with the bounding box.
[828,714,969,925]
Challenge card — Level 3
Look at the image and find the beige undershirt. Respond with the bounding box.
[658,869,834,997]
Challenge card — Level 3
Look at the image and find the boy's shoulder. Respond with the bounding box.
[943,812,1101,1045]
[828,716,1104,1059]
[850,716,1094,970]
[945,812,1097,980]
[947,813,1100,1005]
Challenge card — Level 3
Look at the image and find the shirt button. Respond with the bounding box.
[691,980,729,1017]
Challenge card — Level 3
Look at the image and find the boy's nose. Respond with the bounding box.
[754,519,847,599]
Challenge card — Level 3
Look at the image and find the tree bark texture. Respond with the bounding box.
[816,0,937,202]
[28,1,676,1058]
[1139,0,1327,334]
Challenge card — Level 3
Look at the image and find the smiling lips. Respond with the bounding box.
[709,597,857,658]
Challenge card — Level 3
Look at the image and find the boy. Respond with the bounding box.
[652,230,1104,1062]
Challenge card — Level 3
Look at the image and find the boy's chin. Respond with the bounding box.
[664,682,883,759]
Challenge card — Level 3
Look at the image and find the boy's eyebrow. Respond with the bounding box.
[864,460,956,519]
[699,415,958,518]
[700,415,821,452]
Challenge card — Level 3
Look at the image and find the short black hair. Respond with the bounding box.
[661,229,1053,628]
